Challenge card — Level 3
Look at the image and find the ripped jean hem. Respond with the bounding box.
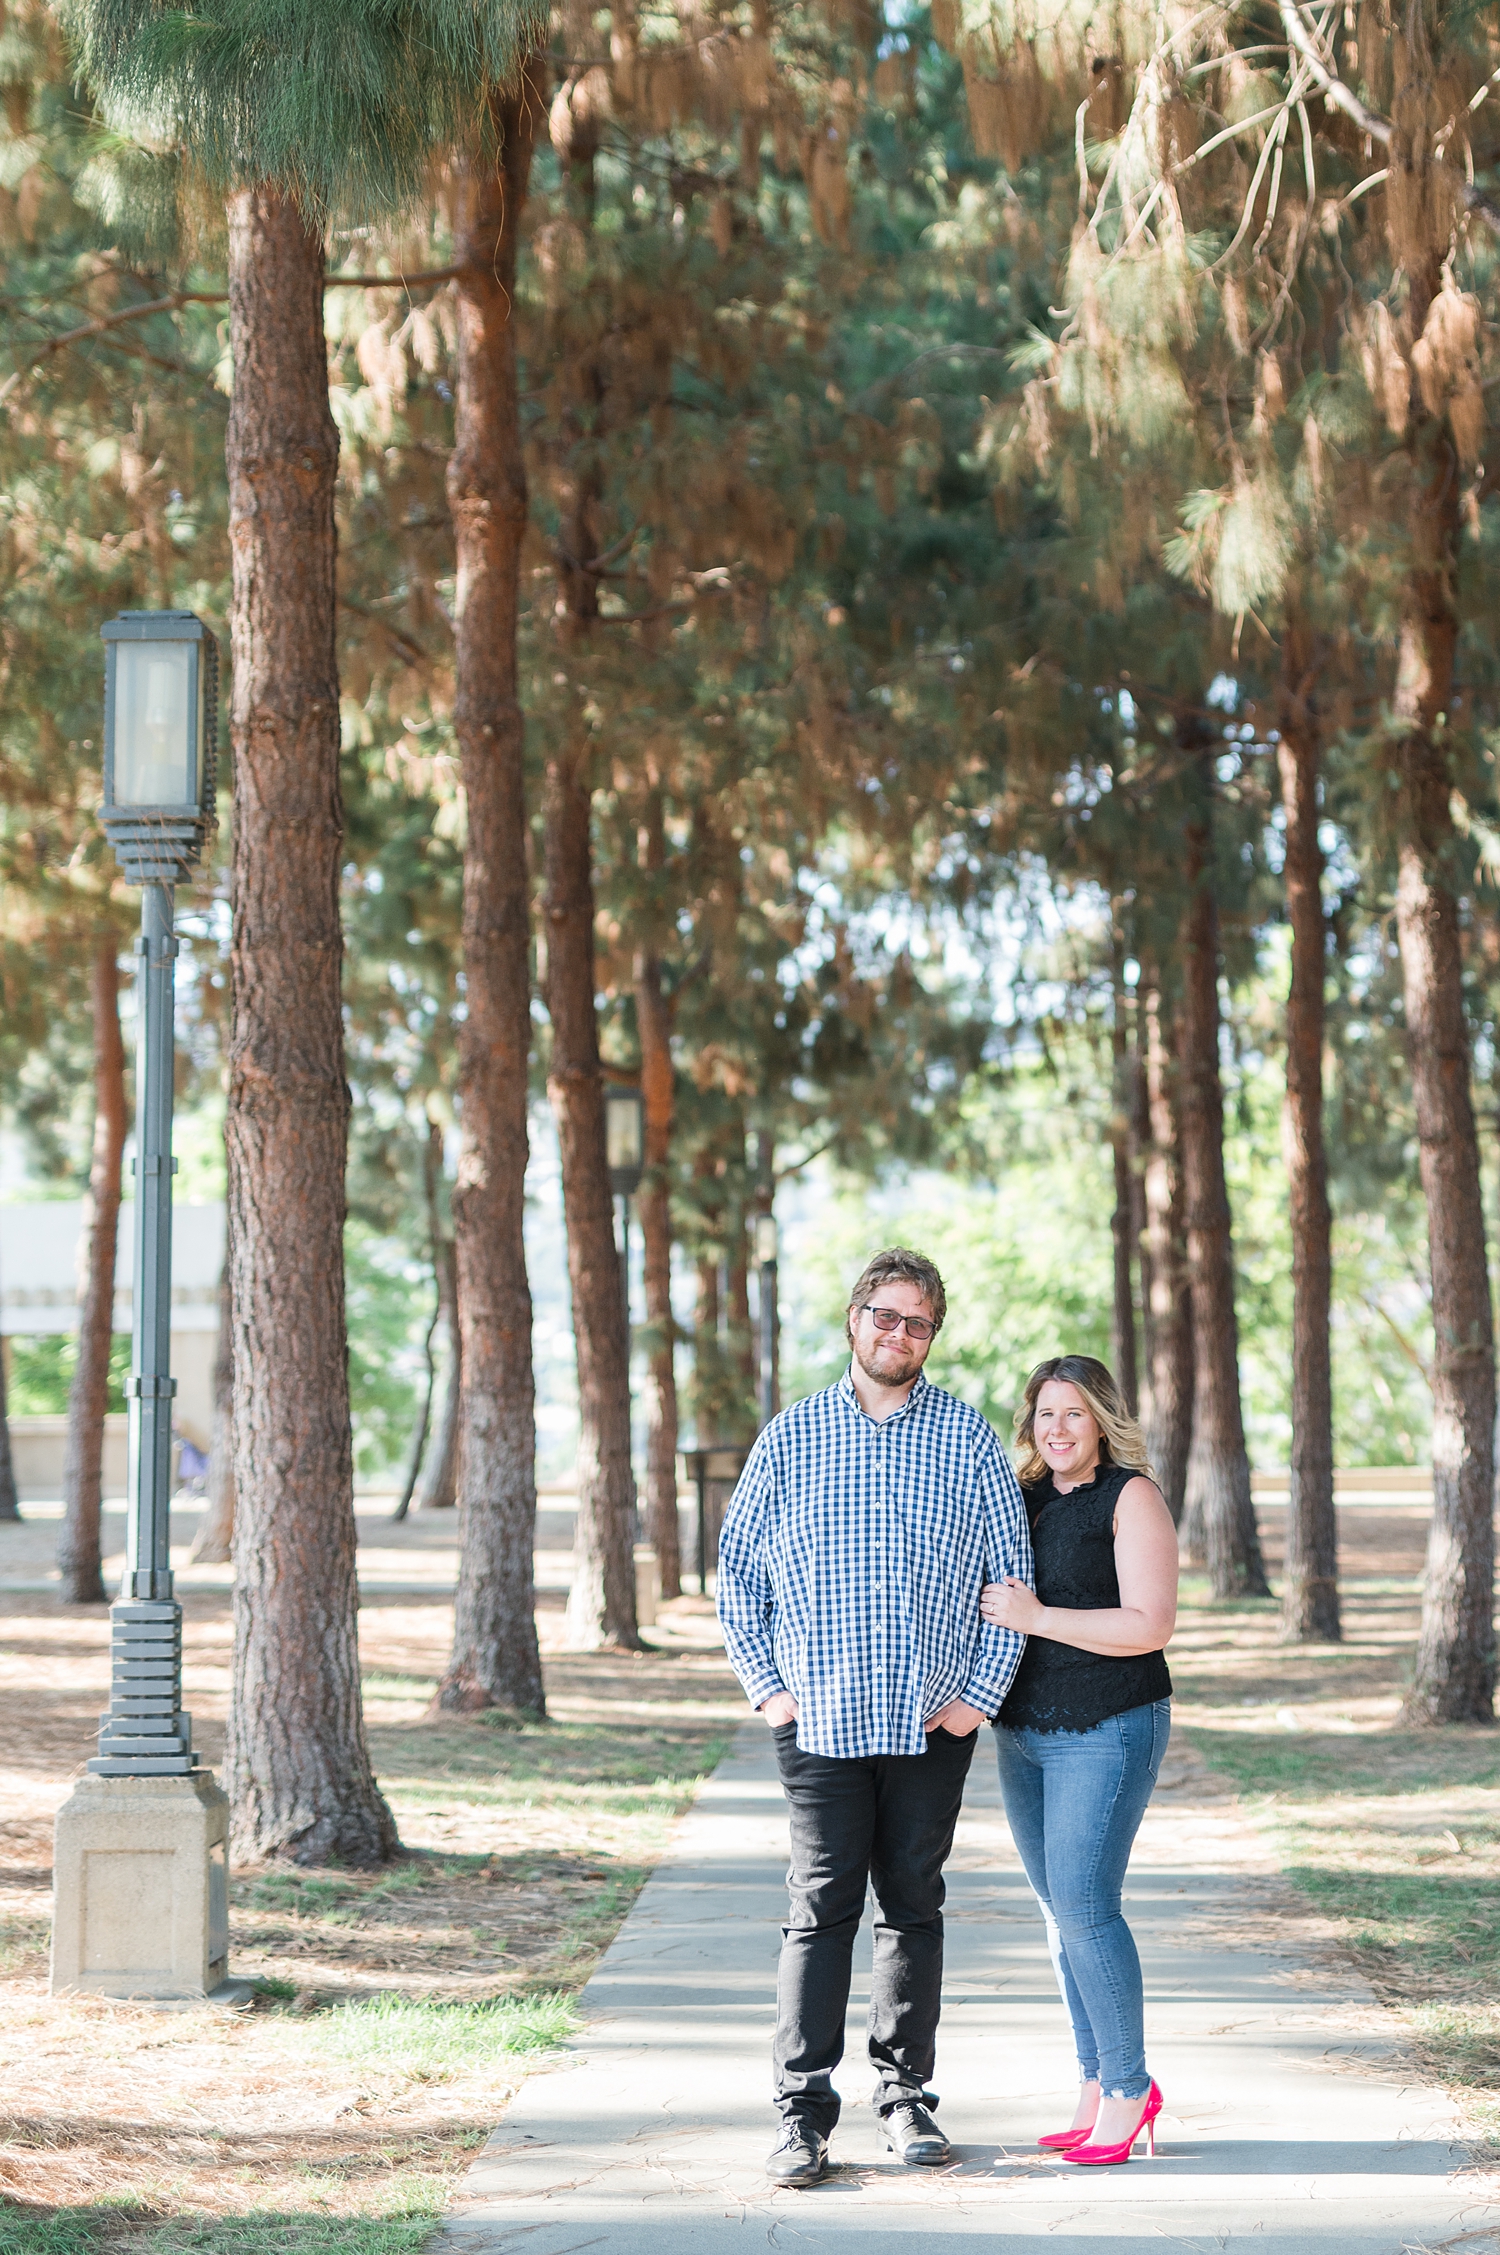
[1076,2070,1153,2098]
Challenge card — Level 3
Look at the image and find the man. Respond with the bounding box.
[716,1247,1032,2188]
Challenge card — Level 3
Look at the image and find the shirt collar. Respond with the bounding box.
[838,1365,930,1424]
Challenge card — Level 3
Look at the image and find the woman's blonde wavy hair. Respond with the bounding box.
[1012,1355,1154,1488]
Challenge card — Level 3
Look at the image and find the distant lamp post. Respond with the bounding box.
[604,1084,645,1199]
[604,1083,645,1523]
[754,1211,779,1429]
[51,611,246,2006]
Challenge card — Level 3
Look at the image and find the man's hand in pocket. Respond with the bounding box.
[760,1692,800,1729]
[924,1699,985,1736]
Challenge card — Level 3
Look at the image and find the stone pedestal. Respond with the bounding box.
[51,1769,250,2004]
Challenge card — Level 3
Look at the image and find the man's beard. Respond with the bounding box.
[853,1336,922,1389]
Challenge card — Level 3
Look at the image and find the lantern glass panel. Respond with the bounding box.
[113,641,196,807]
[605,1091,643,1172]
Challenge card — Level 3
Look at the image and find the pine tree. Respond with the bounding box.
[1276,604,1338,1640]
[63,0,544,1855]
[438,64,550,1712]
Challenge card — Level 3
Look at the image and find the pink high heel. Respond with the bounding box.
[1036,2125,1092,2150]
[1065,2079,1163,2166]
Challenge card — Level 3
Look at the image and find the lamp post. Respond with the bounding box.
[603,1085,652,1617]
[51,611,246,2004]
[754,1211,779,1429]
[604,1081,645,1390]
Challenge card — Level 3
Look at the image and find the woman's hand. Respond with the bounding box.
[981,1577,1046,1635]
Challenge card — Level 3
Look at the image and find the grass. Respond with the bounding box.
[1178,1561,1500,2156]
[0,2209,445,2254]
[0,1920,49,1976]
[242,1865,436,1929]
[1184,1725,1500,1800]
[0,1589,743,2243]
[296,1991,579,2078]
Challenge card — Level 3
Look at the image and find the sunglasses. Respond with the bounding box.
[857,1303,937,1342]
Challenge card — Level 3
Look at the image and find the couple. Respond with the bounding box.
[716,1246,1179,2187]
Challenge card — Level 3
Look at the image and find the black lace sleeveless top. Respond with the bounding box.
[997,1460,1172,1734]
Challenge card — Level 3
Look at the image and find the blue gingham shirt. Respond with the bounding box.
[715,1368,1033,1758]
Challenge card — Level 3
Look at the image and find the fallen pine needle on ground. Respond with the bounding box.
[1,1498,1496,2248]
[0,1511,740,2253]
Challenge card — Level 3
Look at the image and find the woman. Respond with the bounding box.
[980,1354,1178,2166]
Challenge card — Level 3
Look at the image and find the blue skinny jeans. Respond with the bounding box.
[994,1698,1170,2100]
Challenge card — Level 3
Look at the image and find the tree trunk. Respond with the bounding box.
[543,112,639,1654]
[635,823,681,1596]
[0,1332,17,1522]
[436,73,547,1715]
[545,743,638,1648]
[1128,998,1153,1392]
[189,1256,236,1564]
[222,186,397,1865]
[755,1130,780,1424]
[692,1244,721,1441]
[1395,295,1496,1720]
[1177,790,1269,1598]
[1140,981,1192,1524]
[393,1121,443,1525]
[391,1288,439,1525]
[416,1230,460,1511]
[545,731,640,1649]
[59,935,126,1604]
[1277,614,1339,1642]
[727,1140,754,1425]
[1109,925,1139,1413]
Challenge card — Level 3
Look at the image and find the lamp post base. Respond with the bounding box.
[50,1769,247,2004]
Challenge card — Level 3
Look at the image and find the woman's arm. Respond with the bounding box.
[979,1476,1179,1656]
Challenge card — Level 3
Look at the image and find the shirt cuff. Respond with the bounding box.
[738,1663,788,1712]
[960,1644,1022,1717]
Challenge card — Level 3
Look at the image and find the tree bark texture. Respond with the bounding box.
[222,187,397,1865]
[1109,930,1139,1414]
[1177,800,1269,1598]
[1277,616,1339,1642]
[636,907,681,1597]
[1394,298,1496,1720]
[438,73,547,1715]
[545,733,640,1649]
[189,1257,236,1565]
[59,936,126,1604]
[1140,983,1192,1524]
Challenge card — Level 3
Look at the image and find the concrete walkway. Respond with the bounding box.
[435,1722,1484,2255]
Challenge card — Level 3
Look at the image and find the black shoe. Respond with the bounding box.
[879,2097,950,2166]
[765,2118,830,2187]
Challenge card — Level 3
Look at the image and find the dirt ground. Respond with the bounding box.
[0,1496,1494,2245]
[0,1500,745,2243]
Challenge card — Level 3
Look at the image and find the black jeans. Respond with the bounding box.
[771,1722,976,2133]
